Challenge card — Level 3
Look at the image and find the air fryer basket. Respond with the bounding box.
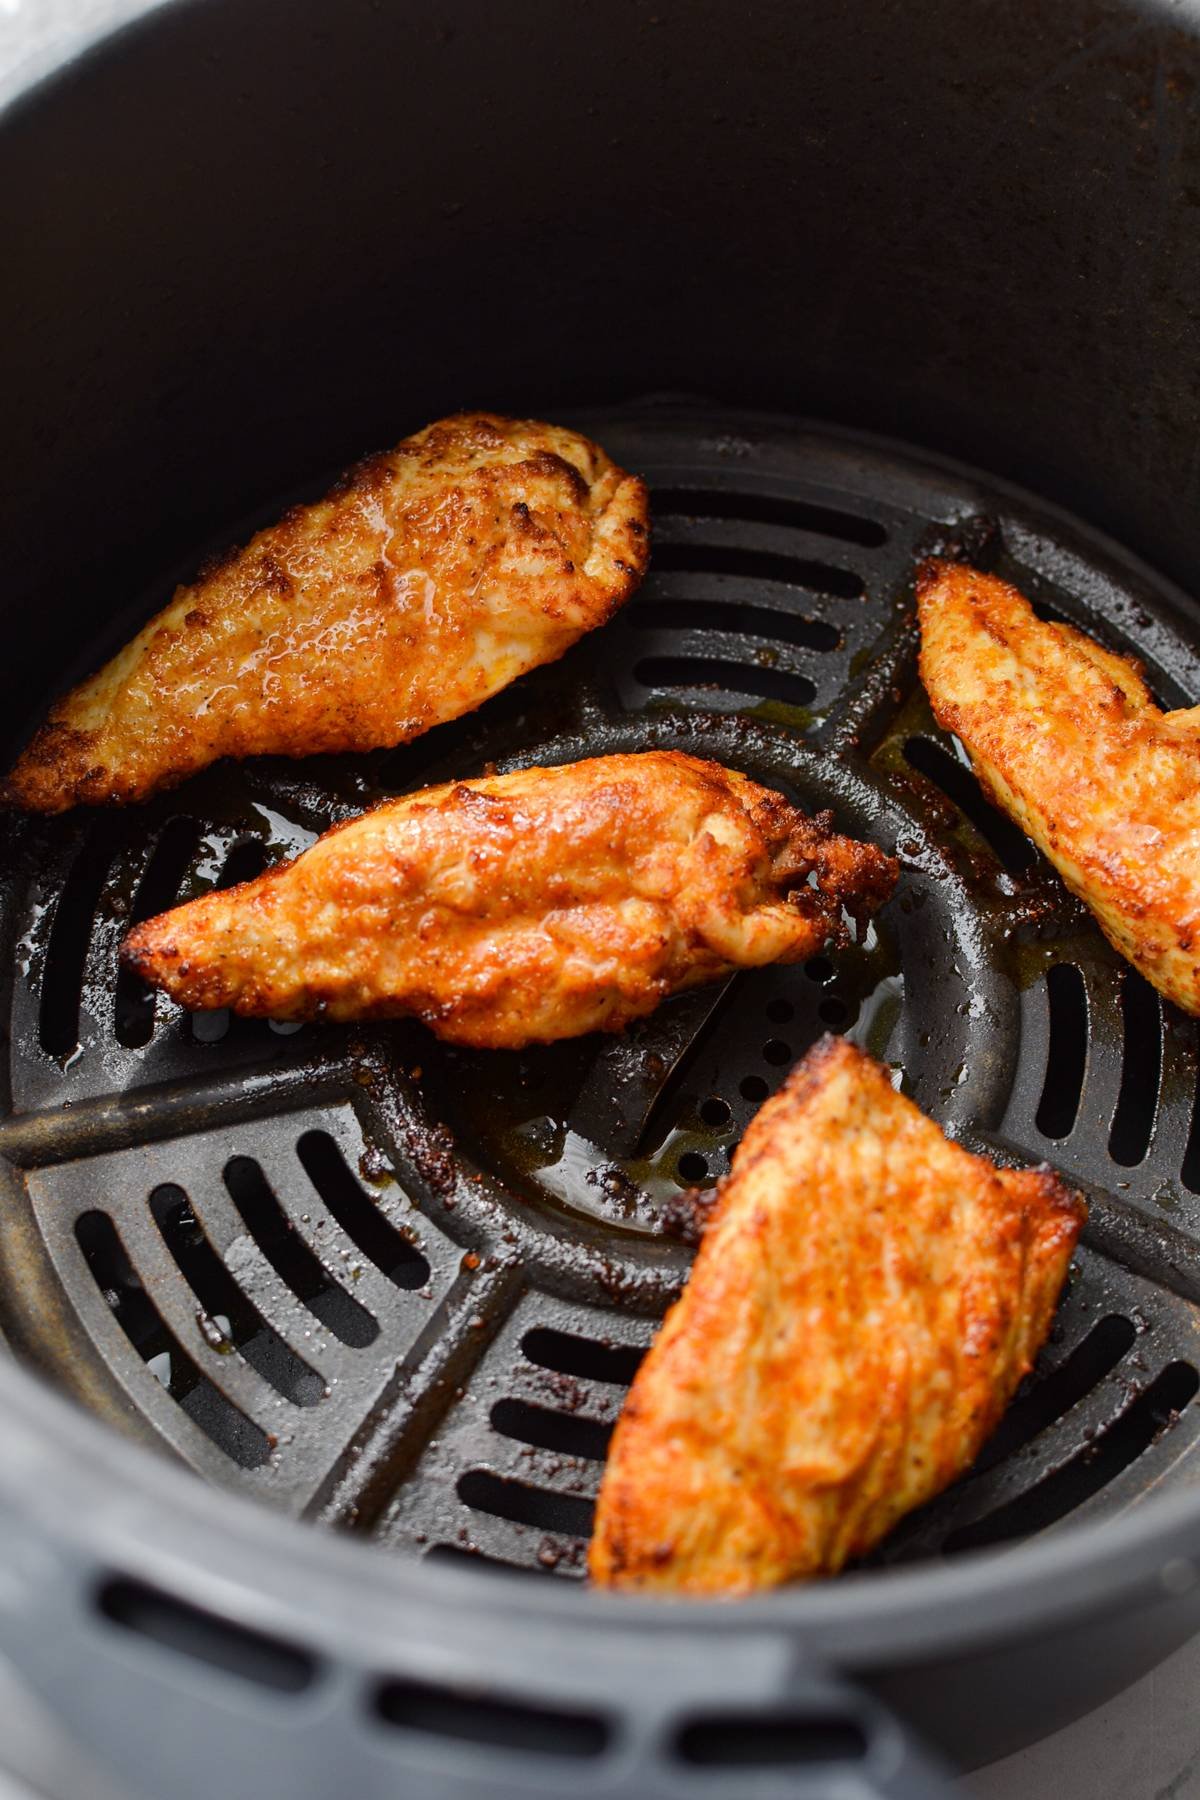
[4,3,1200,1797]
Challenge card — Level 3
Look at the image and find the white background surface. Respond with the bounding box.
[965,1634,1200,1799]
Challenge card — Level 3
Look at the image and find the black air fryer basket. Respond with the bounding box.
[4,4,1200,1796]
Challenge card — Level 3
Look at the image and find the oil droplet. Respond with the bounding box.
[195,1310,234,1354]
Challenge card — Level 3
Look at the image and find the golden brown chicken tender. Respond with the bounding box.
[4,414,649,813]
[917,558,1200,1014]
[120,752,897,1049]
[589,1037,1084,1595]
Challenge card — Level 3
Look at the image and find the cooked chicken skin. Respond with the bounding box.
[3,414,649,813]
[918,558,1200,1013]
[120,752,897,1049]
[590,1037,1084,1595]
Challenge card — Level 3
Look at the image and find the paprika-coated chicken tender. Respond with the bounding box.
[120,752,897,1049]
[3,414,649,812]
[589,1037,1084,1595]
[918,557,1200,1014]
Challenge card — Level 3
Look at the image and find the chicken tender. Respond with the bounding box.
[4,414,649,813]
[917,557,1200,1013]
[590,1036,1084,1594]
[120,752,897,1049]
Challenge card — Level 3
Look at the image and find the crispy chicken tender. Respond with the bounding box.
[917,557,1200,1013]
[120,752,897,1049]
[589,1037,1084,1594]
[4,414,649,813]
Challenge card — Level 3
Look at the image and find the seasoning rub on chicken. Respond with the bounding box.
[917,557,1200,1014]
[120,752,897,1049]
[590,1037,1084,1594]
[3,414,650,813]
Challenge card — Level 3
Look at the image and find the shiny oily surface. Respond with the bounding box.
[918,558,1200,1016]
[3,414,650,812]
[119,751,896,1045]
[590,1037,1084,1594]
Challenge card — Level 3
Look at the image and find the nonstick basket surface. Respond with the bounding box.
[3,403,1200,1588]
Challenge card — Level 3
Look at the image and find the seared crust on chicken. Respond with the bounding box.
[917,557,1200,1013]
[120,752,897,1049]
[4,414,650,813]
[589,1037,1084,1594]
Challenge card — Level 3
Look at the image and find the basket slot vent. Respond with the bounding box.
[701,1096,733,1127]
[422,1543,550,1576]
[98,1578,315,1692]
[970,1314,1138,1475]
[1035,963,1089,1140]
[902,735,1037,871]
[1109,971,1163,1166]
[944,1360,1200,1553]
[652,541,863,598]
[520,1327,645,1387]
[374,683,534,794]
[490,1399,613,1462]
[456,1470,595,1538]
[75,1211,270,1468]
[1182,1073,1200,1194]
[629,598,840,652]
[676,1715,867,1768]
[634,656,816,708]
[191,1010,231,1044]
[38,830,119,1056]
[222,1156,379,1347]
[186,840,271,1045]
[149,1183,323,1406]
[114,817,201,1048]
[653,486,887,548]
[374,1676,610,1759]
[295,1130,429,1290]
